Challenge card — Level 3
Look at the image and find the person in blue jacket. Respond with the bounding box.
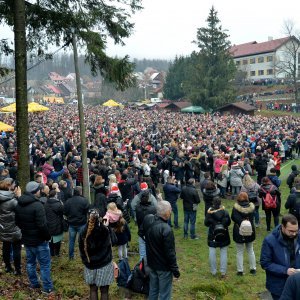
[280,272,300,300]
[163,176,181,228]
[260,214,300,300]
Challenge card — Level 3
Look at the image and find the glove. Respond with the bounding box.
[173,270,180,278]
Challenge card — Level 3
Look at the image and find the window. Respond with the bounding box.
[250,58,255,64]
[267,69,273,75]
[267,56,273,62]
[258,70,264,75]
[243,59,248,65]
[258,57,264,63]
[250,71,256,76]
[236,60,240,66]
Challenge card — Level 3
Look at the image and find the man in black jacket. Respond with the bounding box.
[64,186,89,259]
[140,200,180,300]
[180,178,201,239]
[15,181,54,294]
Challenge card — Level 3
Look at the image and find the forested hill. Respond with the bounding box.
[2,54,171,80]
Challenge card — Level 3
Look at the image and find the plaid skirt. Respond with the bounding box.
[84,261,114,287]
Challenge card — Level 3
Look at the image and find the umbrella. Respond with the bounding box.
[181,106,206,113]
[0,102,49,113]
[102,99,123,107]
[0,121,14,132]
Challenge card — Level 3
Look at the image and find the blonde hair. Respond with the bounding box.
[107,202,117,211]
[220,164,228,172]
[84,210,99,263]
[242,174,255,189]
[114,217,126,233]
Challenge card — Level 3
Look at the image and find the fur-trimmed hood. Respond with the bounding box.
[234,201,255,213]
[207,206,225,214]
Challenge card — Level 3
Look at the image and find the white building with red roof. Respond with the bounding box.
[230,36,300,80]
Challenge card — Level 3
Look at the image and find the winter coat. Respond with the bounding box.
[136,202,157,234]
[231,201,256,243]
[204,206,231,248]
[180,184,201,211]
[44,197,64,236]
[280,272,300,300]
[115,223,131,246]
[131,192,157,218]
[79,222,112,270]
[229,166,244,187]
[260,225,300,297]
[268,174,281,188]
[216,170,229,188]
[241,182,260,207]
[0,190,22,242]
[287,170,299,189]
[15,192,51,246]
[284,191,300,222]
[64,195,90,226]
[258,183,281,212]
[254,156,268,173]
[163,183,181,203]
[140,214,179,277]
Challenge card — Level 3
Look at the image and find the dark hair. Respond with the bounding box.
[205,180,216,190]
[212,197,221,209]
[141,190,150,204]
[49,189,56,198]
[282,214,298,227]
[269,168,276,174]
[261,177,271,185]
[74,186,82,196]
[204,172,210,179]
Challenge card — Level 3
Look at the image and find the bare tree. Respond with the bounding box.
[275,20,300,104]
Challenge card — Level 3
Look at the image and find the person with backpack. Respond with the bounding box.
[241,173,261,227]
[204,197,231,278]
[231,192,256,276]
[285,183,300,223]
[259,177,281,232]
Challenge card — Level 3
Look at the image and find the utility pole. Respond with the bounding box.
[71,30,90,201]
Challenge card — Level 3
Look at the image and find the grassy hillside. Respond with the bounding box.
[0,159,298,300]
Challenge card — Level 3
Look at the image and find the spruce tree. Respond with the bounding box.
[184,6,236,109]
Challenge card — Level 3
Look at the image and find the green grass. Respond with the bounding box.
[0,158,298,299]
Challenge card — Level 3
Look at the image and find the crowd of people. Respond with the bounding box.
[0,105,299,299]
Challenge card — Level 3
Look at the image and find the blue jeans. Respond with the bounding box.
[25,242,53,292]
[69,224,85,259]
[138,236,146,261]
[184,210,196,238]
[167,201,178,227]
[209,246,228,275]
[149,269,173,300]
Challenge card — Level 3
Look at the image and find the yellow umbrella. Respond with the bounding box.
[102,99,123,107]
[0,121,14,132]
[0,102,49,113]
[0,103,16,112]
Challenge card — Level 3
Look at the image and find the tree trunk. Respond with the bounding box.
[14,0,30,190]
[72,32,90,201]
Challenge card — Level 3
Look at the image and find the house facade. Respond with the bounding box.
[230,37,300,81]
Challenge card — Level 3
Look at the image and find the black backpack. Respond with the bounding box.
[213,223,227,242]
[247,188,257,203]
[127,258,149,295]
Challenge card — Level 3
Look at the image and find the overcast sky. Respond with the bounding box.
[1,0,300,61]
[106,0,300,60]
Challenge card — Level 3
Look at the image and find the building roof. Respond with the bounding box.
[48,72,66,82]
[230,37,290,58]
[46,84,62,95]
[217,101,256,112]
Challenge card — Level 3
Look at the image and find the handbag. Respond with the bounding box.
[107,225,118,246]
